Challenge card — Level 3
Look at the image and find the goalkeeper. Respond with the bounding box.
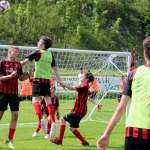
[23,36,62,140]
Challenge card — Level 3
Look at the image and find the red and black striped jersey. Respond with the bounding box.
[72,83,89,118]
[125,127,150,140]
[0,60,23,95]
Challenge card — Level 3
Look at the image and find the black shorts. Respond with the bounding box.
[32,82,50,97]
[63,112,82,128]
[117,93,122,102]
[0,93,19,111]
[125,137,150,150]
[18,96,32,102]
[89,91,97,99]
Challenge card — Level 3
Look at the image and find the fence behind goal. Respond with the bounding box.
[0,45,131,123]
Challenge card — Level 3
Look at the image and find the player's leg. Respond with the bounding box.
[70,127,89,146]
[44,116,51,139]
[6,95,19,150]
[45,96,56,139]
[0,93,8,120]
[8,111,18,140]
[50,117,66,144]
[32,97,42,136]
[68,114,89,146]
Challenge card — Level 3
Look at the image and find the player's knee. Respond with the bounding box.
[11,112,18,121]
[70,127,76,132]
[32,97,39,104]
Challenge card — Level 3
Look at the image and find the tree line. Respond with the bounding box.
[0,0,149,53]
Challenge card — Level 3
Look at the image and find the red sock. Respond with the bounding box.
[33,102,42,120]
[8,128,16,141]
[47,105,55,123]
[58,124,66,142]
[47,121,51,134]
[35,121,41,133]
[72,129,87,143]
[33,102,42,132]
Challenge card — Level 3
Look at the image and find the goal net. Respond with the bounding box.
[0,45,131,124]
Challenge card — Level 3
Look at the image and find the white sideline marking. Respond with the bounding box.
[0,122,37,128]
[0,119,108,129]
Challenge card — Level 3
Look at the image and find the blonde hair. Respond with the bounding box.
[8,46,19,55]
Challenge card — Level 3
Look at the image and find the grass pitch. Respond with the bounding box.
[0,99,124,150]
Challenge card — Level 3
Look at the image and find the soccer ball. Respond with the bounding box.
[0,0,10,12]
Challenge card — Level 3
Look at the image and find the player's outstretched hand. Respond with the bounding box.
[96,134,109,150]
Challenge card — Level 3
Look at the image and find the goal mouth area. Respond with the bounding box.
[0,45,131,123]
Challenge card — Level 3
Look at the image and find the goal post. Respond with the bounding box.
[0,45,131,123]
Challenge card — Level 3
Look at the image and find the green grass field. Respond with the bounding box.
[0,99,125,150]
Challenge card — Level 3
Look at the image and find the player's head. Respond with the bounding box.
[143,36,150,61]
[37,36,52,50]
[8,47,19,60]
[82,72,94,83]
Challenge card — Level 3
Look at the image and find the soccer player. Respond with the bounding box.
[88,70,100,100]
[18,69,34,102]
[24,36,62,139]
[0,47,29,149]
[51,72,99,146]
[96,36,150,150]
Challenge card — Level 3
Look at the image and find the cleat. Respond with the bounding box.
[50,138,62,145]
[5,139,15,150]
[32,132,38,137]
[44,134,49,139]
[82,141,89,146]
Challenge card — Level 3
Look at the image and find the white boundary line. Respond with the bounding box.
[0,119,109,128]
[0,122,37,128]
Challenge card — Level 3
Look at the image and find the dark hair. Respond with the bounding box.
[86,72,94,83]
[143,36,150,51]
[40,36,52,49]
[80,67,83,70]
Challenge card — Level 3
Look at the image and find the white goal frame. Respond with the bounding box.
[0,45,131,123]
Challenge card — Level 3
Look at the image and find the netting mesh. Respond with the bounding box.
[0,45,130,122]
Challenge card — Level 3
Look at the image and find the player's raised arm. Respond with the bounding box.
[58,80,76,90]
[52,66,62,83]
[20,58,29,66]
[96,95,129,150]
